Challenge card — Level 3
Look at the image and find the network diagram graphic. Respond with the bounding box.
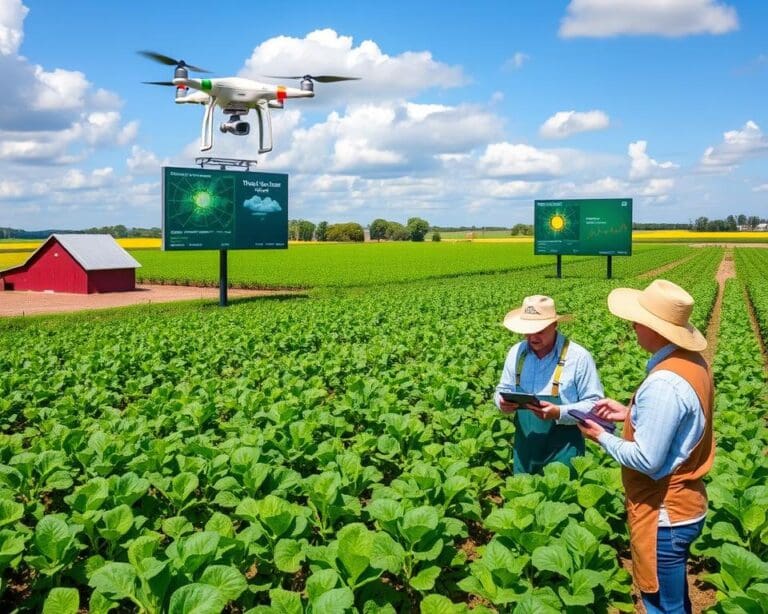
[165,173,236,233]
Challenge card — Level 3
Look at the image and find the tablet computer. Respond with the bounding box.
[568,409,616,433]
[499,391,542,407]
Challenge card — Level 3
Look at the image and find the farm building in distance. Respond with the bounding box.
[0,234,141,294]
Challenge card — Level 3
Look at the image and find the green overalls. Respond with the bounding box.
[512,339,585,475]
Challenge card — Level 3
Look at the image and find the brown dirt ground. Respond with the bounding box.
[0,284,305,318]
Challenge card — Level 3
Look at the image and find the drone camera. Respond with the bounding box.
[220,121,250,136]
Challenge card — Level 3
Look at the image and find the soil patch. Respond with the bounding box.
[0,284,305,318]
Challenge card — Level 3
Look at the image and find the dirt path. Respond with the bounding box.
[0,284,305,318]
[702,249,736,365]
[637,254,697,281]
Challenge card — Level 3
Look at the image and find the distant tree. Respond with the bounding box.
[315,221,328,241]
[725,215,737,231]
[431,231,441,242]
[370,218,389,241]
[386,222,410,241]
[326,222,364,242]
[511,223,533,236]
[297,220,316,241]
[747,215,761,229]
[693,216,709,232]
[737,214,747,226]
[287,219,300,241]
[407,217,430,242]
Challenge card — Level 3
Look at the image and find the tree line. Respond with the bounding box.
[288,217,433,242]
[0,226,161,239]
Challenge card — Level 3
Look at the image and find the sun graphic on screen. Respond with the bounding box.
[193,190,213,210]
[549,214,566,232]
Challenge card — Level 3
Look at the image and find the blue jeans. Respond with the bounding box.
[641,518,705,614]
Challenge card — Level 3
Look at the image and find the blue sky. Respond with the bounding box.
[1,0,766,230]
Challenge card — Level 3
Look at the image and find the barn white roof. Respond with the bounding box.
[50,234,141,271]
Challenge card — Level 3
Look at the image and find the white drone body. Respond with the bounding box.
[173,77,314,153]
[140,51,358,153]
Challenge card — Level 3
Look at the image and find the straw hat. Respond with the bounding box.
[607,279,706,351]
[503,295,569,334]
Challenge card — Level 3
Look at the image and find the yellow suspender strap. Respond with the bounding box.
[551,339,570,397]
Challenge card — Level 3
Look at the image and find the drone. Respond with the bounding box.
[139,51,359,153]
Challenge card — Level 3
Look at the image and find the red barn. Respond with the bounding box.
[0,234,141,294]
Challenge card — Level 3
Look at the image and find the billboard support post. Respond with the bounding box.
[219,249,228,307]
[607,255,613,279]
[556,255,562,279]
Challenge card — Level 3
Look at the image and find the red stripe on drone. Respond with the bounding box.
[277,86,287,101]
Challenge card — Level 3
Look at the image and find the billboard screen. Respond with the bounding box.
[162,166,288,250]
[534,198,632,256]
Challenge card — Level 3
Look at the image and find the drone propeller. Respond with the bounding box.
[266,74,360,83]
[138,50,210,73]
[142,81,176,86]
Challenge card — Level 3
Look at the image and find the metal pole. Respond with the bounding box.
[607,255,613,279]
[219,249,228,307]
[556,254,562,278]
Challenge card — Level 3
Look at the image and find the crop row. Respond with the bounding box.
[692,277,768,612]
[131,243,688,289]
[0,247,737,613]
[735,248,768,348]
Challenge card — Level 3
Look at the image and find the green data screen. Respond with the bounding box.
[162,166,288,250]
[534,198,632,255]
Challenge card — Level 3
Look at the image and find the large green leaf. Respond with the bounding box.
[168,583,227,614]
[42,587,79,614]
[199,565,247,602]
[88,562,137,601]
[532,544,572,578]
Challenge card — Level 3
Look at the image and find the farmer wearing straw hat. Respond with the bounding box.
[578,279,714,614]
[495,294,603,475]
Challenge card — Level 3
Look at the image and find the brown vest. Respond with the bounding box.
[622,348,715,593]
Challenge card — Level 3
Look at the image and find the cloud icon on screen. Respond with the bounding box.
[243,195,282,215]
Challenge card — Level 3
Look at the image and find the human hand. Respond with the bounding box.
[499,399,519,414]
[530,400,560,421]
[592,398,629,422]
[577,419,605,442]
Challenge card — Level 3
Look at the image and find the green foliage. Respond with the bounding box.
[1,245,762,612]
[325,222,365,242]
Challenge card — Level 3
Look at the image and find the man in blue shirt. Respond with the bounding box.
[578,279,714,614]
[495,294,604,474]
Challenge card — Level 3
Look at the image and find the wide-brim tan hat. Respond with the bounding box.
[503,295,569,334]
[607,279,707,351]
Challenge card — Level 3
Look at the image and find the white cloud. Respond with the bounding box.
[753,183,768,193]
[32,66,90,111]
[628,140,678,180]
[559,0,739,38]
[477,143,563,178]
[240,29,466,106]
[264,100,502,176]
[504,52,529,71]
[0,0,27,55]
[539,110,610,139]
[61,167,114,190]
[700,120,768,170]
[126,145,169,175]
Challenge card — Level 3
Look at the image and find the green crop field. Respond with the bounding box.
[131,243,687,289]
[0,246,766,613]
